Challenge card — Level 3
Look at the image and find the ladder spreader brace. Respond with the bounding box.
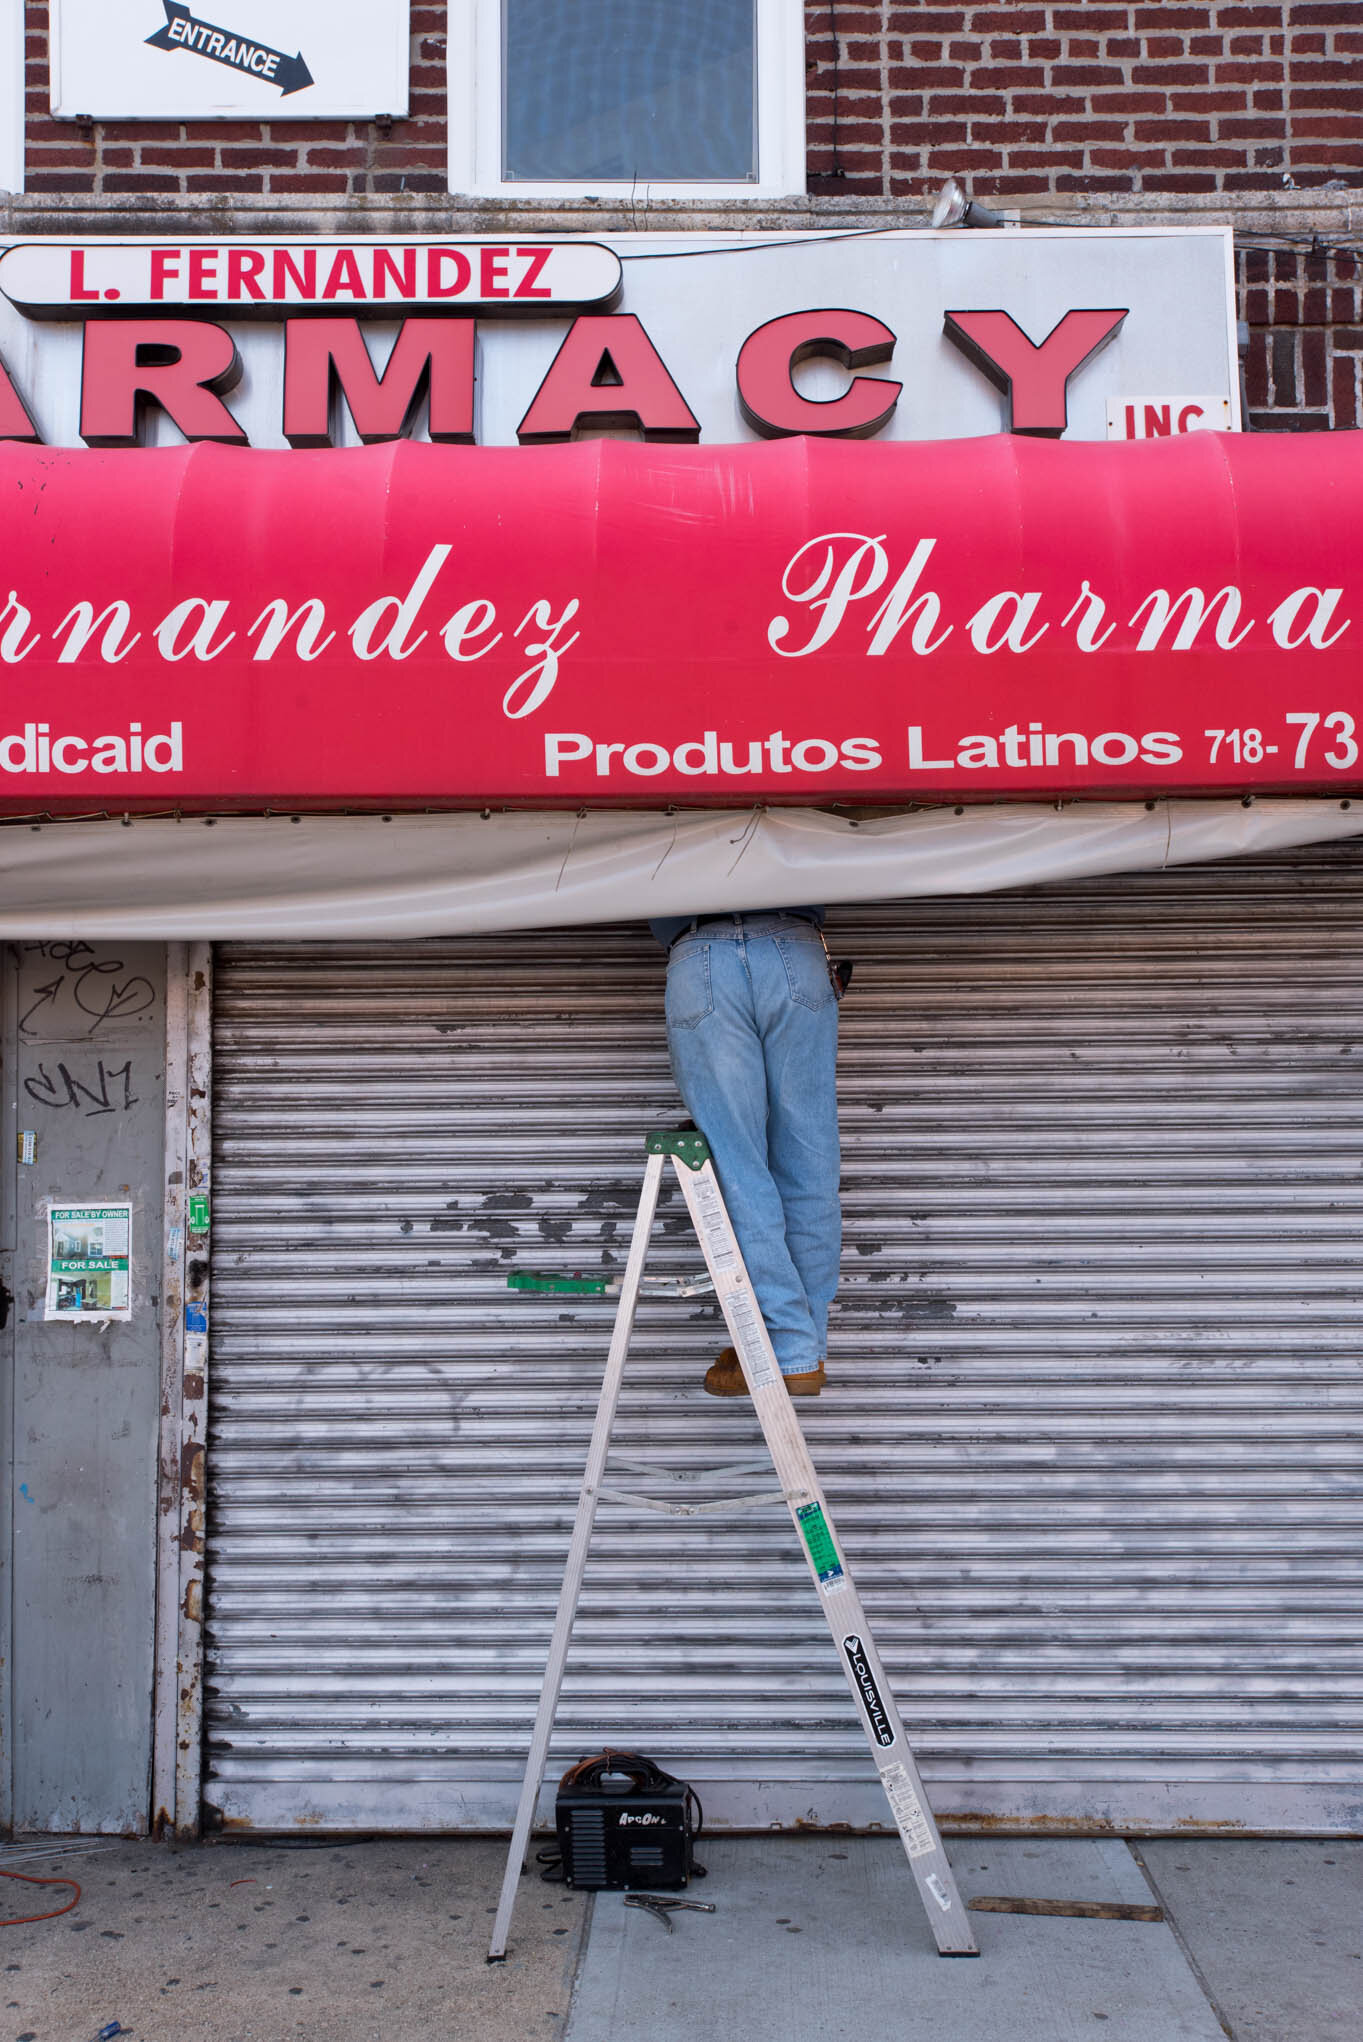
[487,1129,978,1961]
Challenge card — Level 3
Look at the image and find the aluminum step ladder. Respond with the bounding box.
[488,1128,977,1961]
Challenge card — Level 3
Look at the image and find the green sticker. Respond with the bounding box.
[507,1269,610,1294]
[188,1193,210,1233]
[796,1502,843,1587]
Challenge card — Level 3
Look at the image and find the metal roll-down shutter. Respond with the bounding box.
[205,846,1363,1834]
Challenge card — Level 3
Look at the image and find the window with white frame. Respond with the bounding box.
[449,0,805,199]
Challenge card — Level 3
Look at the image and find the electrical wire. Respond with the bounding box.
[0,1866,82,1926]
[615,225,938,261]
[826,2,846,183]
[1238,237,1363,259]
[611,224,1363,264]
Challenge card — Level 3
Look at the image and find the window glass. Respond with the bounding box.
[503,0,757,183]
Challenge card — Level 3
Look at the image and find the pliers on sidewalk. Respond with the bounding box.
[623,1892,716,1932]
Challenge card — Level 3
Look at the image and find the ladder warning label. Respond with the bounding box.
[726,1289,779,1391]
[880,1761,937,1860]
[796,1502,844,1591]
[690,1173,737,1270]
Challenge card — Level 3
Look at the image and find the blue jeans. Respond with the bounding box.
[663,914,841,1375]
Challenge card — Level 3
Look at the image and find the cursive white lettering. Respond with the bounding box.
[154,598,235,663]
[349,544,452,661]
[249,598,336,662]
[1267,586,1350,650]
[506,599,580,717]
[769,533,888,657]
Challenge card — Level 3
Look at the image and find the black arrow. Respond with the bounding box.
[146,2,314,97]
[274,51,314,96]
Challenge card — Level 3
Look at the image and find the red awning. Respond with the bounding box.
[0,431,1357,812]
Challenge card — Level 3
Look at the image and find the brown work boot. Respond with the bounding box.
[702,1346,747,1395]
[702,1349,826,1397]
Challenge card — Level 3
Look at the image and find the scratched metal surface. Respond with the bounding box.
[204,846,1363,1834]
[5,938,167,1833]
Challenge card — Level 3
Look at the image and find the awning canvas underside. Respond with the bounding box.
[2,798,1360,940]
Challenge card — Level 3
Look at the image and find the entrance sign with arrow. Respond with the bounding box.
[145,4,314,98]
[50,1,408,121]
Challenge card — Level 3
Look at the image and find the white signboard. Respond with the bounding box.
[0,228,1239,447]
[51,1,409,121]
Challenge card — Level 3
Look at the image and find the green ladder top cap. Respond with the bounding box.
[644,1129,712,1169]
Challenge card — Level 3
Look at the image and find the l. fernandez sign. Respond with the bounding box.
[0,434,1356,814]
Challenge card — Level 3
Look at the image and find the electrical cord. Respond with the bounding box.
[555,1749,704,1834]
[0,1867,82,1926]
[1232,239,1344,260]
[609,225,1363,265]
[826,1,846,183]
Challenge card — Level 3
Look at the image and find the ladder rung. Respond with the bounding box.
[597,1485,788,1517]
[609,1456,777,1484]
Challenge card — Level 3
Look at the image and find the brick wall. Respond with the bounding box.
[29,2,1361,205]
[805,2,1363,199]
[1240,241,1362,430]
[24,0,449,197]
[17,2,1363,429]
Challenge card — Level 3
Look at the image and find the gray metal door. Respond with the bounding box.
[2,942,168,1835]
[205,847,1363,1835]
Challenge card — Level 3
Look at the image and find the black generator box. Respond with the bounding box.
[554,1751,699,1891]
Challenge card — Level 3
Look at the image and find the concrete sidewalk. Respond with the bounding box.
[1,1832,1359,2042]
[0,1836,587,2042]
[566,1835,1362,2042]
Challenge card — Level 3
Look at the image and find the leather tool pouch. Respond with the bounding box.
[818,928,853,1001]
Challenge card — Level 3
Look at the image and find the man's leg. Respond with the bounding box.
[750,924,841,1359]
[664,929,823,1376]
